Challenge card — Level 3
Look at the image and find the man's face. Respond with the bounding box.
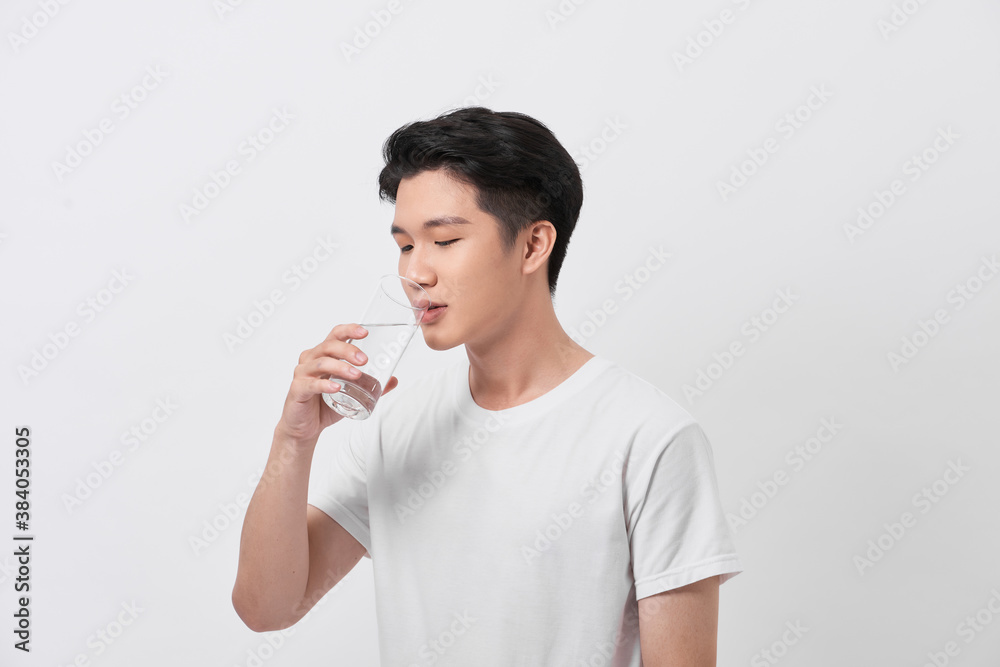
[391,168,522,352]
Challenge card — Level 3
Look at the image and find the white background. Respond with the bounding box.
[2,0,999,665]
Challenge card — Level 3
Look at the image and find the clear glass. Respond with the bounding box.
[322,275,429,420]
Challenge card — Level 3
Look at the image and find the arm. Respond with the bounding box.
[232,430,315,631]
[232,430,366,631]
[638,575,720,667]
[232,323,392,631]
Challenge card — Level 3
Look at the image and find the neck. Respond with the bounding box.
[464,292,593,411]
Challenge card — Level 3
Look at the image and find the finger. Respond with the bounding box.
[324,322,367,342]
[289,375,341,404]
[296,357,360,384]
[313,339,368,368]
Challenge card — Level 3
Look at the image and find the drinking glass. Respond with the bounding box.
[322,275,430,420]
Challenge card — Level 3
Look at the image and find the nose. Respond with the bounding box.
[400,246,435,296]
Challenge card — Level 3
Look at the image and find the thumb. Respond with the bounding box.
[382,375,399,395]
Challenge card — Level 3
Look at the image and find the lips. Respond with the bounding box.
[422,304,447,323]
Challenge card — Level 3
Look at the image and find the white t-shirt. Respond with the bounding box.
[307,354,744,666]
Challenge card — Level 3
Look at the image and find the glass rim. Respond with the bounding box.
[377,274,430,312]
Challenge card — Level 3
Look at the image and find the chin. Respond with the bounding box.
[419,327,463,352]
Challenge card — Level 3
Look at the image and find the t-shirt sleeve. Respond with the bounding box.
[307,411,378,560]
[627,420,744,599]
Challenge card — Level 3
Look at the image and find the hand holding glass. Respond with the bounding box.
[322,275,429,420]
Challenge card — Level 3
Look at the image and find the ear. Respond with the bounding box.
[522,220,556,277]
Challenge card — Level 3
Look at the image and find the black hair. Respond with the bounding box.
[377,106,583,298]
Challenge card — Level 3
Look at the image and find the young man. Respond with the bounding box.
[233,107,744,666]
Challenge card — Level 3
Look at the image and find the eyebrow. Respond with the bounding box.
[390,216,472,236]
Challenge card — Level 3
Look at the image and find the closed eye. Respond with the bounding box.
[399,239,459,253]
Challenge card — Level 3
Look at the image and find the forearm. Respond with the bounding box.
[232,428,318,630]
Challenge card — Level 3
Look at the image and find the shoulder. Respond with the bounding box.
[597,357,699,434]
[593,357,708,468]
